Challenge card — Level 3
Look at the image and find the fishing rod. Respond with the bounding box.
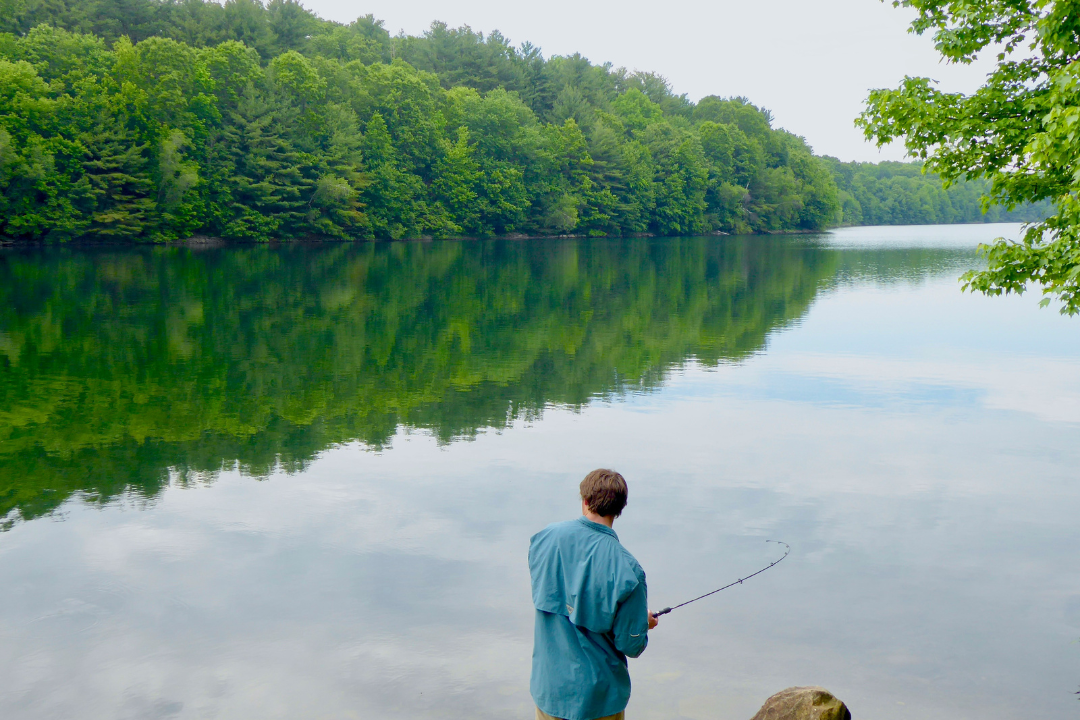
[652,540,790,618]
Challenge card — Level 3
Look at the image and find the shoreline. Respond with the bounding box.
[0,221,1031,249]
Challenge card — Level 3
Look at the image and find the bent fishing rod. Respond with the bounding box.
[652,540,790,618]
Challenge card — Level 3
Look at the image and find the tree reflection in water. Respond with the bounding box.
[1,237,840,527]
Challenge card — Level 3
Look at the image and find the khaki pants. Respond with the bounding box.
[535,707,625,720]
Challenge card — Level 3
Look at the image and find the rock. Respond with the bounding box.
[749,686,851,720]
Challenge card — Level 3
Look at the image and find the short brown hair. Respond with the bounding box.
[580,469,628,518]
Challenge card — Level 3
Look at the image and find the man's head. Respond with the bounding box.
[580,468,628,520]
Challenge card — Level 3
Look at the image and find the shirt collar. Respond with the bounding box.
[578,516,619,540]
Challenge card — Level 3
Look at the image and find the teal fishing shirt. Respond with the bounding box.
[529,517,650,720]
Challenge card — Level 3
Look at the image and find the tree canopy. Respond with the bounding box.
[0,2,846,242]
[859,0,1080,314]
[826,158,1053,227]
[0,0,1047,243]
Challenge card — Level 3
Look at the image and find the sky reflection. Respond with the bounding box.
[1,226,1078,720]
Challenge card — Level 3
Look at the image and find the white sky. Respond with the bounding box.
[301,0,999,163]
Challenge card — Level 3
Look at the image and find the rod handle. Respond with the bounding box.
[653,607,672,617]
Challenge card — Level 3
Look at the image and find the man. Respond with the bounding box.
[529,468,658,720]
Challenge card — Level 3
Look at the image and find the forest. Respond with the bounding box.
[0,0,1048,242]
[825,159,1054,227]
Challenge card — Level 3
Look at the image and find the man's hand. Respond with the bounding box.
[648,612,659,630]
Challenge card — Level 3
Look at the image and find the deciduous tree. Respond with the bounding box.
[859,0,1080,313]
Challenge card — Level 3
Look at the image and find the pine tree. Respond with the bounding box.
[305,104,369,238]
[361,111,429,239]
[80,113,156,240]
[219,87,306,240]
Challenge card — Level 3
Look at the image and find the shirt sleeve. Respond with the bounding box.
[612,580,650,658]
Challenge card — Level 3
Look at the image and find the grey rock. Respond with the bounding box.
[749,686,851,720]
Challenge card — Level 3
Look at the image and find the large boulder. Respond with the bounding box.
[749,686,851,720]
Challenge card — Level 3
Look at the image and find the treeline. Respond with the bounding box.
[0,0,842,242]
[825,159,1053,227]
[0,0,1046,243]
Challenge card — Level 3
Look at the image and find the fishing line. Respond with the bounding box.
[652,540,790,618]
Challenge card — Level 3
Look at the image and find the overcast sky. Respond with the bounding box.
[300,0,999,163]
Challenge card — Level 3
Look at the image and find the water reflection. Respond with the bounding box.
[2,236,844,528]
[2,227,1077,720]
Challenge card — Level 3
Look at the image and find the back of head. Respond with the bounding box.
[580,469,628,518]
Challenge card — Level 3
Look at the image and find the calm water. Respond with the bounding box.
[1,225,1078,720]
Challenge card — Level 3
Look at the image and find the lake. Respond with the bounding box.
[1,224,1078,720]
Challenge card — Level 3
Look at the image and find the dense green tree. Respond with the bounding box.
[80,114,156,238]
[398,22,526,95]
[266,0,315,56]
[360,111,430,239]
[430,128,482,235]
[219,87,305,239]
[644,124,708,236]
[0,56,86,240]
[859,0,1080,313]
[155,129,201,236]
[304,15,389,65]
[610,139,656,235]
[0,1,1050,244]
[825,158,1053,227]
